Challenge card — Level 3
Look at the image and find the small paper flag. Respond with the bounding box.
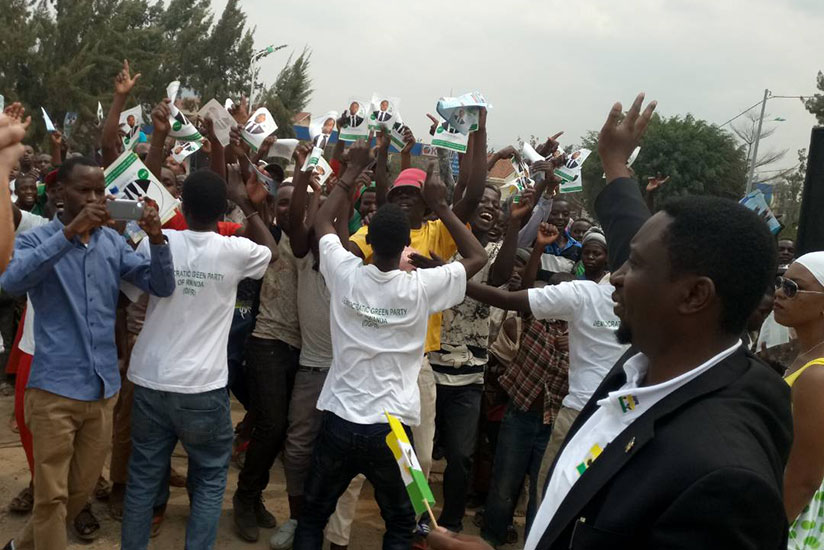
[384,411,435,516]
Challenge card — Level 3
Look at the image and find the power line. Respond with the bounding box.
[718,100,765,128]
[718,93,816,128]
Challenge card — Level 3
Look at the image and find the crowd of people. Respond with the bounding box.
[0,59,820,550]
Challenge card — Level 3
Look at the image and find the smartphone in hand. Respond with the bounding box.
[106,199,144,221]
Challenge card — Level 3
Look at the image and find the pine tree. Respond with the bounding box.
[258,48,313,138]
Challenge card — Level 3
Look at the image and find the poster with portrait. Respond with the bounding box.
[313,155,333,188]
[339,98,370,141]
[368,94,400,131]
[198,99,236,147]
[241,107,278,151]
[309,111,339,149]
[165,80,202,142]
[170,139,203,164]
[104,150,179,224]
[555,148,591,193]
[436,92,489,135]
[389,113,410,152]
[119,105,144,151]
[740,190,782,235]
[301,146,325,172]
[250,161,278,197]
[430,119,469,154]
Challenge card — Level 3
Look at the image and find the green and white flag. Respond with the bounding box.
[104,150,179,224]
[166,80,202,142]
[385,411,435,517]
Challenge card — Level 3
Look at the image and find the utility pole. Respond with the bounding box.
[746,88,770,194]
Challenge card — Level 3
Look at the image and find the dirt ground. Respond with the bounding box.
[0,394,525,549]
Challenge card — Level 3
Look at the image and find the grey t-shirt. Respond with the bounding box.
[295,251,332,368]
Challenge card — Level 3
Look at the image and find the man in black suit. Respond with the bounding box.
[428,93,792,550]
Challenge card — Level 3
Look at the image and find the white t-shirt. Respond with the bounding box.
[126,230,271,393]
[295,252,332,369]
[15,211,50,355]
[526,341,741,550]
[316,234,467,426]
[528,280,629,411]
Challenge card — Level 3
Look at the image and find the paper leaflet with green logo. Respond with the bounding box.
[166,80,203,142]
[431,118,469,154]
[104,151,179,227]
[555,148,591,194]
[384,411,435,517]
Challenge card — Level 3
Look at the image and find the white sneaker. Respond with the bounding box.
[270,518,298,549]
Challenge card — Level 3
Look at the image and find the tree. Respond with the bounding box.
[579,113,748,217]
[257,48,313,139]
[0,0,258,155]
[731,111,790,182]
[195,0,254,102]
[803,71,824,125]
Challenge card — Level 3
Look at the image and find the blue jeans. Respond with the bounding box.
[121,385,234,550]
[293,412,416,550]
[481,403,551,546]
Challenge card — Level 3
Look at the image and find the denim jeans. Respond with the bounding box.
[293,412,417,550]
[227,306,256,408]
[481,403,551,546]
[121,385,233,550]
[236,336,300,501]
[434,383,482,532]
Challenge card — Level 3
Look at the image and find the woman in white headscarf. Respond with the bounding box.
[774,251,824,549]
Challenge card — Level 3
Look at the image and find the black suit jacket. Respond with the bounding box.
[533,178,793,550]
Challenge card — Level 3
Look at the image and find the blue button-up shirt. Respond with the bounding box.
[0,218,175,401]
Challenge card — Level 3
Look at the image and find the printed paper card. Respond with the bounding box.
[268,138,299,160]
[309,111,339,149]
[104,150,179,224]
[119,105,144,151]
[63,112,78,140]
[431,119,469,154]
[368,94,400,131]
[41,108,56,133]
[166,80,202,142]
[339,98,370,141]
[313,155,333,188]
[198,99,236,147]
[740,190,782,235]
[555,148,591,194]
[249,160,278,197]
[389,115,411,152]
[436,92,489,135]
[170,139,202,164]
[241,107,278,151]
[301,147,325,172]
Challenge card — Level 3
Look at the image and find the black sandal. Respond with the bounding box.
[9,483,33,514]
[73,503,100,542]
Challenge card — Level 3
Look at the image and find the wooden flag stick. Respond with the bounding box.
[424,499,438,530]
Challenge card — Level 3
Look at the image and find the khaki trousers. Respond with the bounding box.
[537,406,580,499]
[16,388,117,550]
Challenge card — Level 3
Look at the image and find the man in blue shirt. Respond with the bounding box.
[0,157,175,550]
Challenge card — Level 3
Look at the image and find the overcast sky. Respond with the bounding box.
[215,0,822,175]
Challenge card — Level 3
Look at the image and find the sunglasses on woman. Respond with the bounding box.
[775,276,824,299]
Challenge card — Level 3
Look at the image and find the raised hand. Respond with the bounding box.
[510,188,536,220]
[0,112,29,176]
[376,130,390,153]
[3,102,30,127]
[230,97,249,125]
[229,124,249,158]
[535,221,560,247]
[401,127,416,154]
[427,529,494,550]
[151,99,172,137]
[422,160,448,212]
[645,175,670,193]
[50,129,63,147]
[530,159,555,174]
[354,168,374,191]
[536,131,564,157]
[293,142,313,170]
[426,113,440,136]
[599,93,656,180]
[138,202,165,244]
[345,140,372,173]
[114,59,141,96]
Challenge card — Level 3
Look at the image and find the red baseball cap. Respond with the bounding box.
[388,168,426,199]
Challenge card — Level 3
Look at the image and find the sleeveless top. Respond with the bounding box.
[785,358,824,387]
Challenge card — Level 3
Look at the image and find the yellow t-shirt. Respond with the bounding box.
[349,220,458,352]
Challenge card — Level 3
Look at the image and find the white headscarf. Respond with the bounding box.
[795,252,824,290]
